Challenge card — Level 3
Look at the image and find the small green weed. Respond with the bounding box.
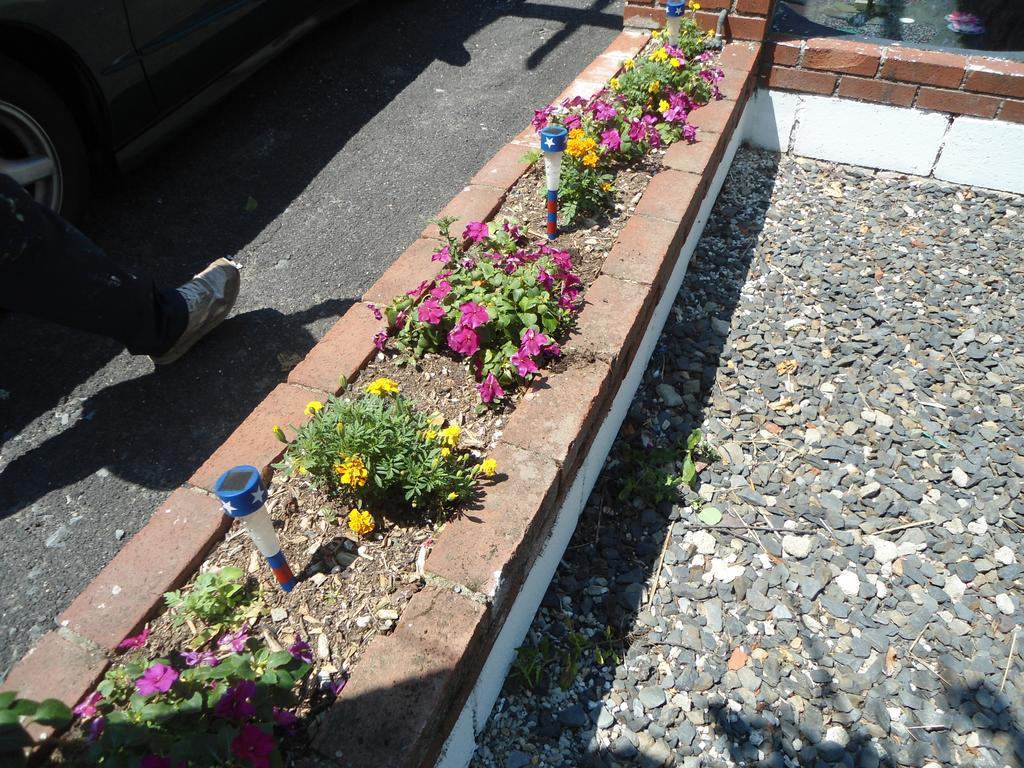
[164,566,261,648]
[612,428,718,506]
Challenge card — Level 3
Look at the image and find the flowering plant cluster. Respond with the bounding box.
[68,625,313,767]
[374,217,579,403]
[533,9,724,223]
[277,378,497,519]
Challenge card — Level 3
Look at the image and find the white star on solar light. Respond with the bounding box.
[544,137,555,148]
[221,501,236,514]
[251,488,266,505]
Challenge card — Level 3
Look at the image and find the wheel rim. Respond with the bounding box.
[0,100,63,211]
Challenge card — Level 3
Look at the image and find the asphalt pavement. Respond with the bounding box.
[0,0,624,679]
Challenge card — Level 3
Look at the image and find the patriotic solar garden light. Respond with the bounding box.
[215,465,297,592]
[666,0,684,47]
[539,124,568,240]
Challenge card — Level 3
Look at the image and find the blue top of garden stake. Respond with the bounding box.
[214,465,267,518]
[540,124,568,153]
[667,0,685,17]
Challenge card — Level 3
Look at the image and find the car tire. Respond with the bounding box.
[0,55,89,221]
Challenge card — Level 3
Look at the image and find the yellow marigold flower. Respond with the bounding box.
[272,425,287,443]
[670,58,682,69]
[292,460,309,475]
[706,28,715,37]
[652,29,662,39]
[304,401,323,416]
[690,1,701,9]
[424,429,438,441]
[441,447,451,458]
[601,182,614,192]
[568,128,585,140]
[479,458,498,477]
[659,99,670,113]
[623,58,635,71]
[582,152,599,168]
[447,491,459,501]
[365,377,399,396]
[650,48,669,63]
[609,77,620,90]
[347,509,375,537]
[335,455,368,488]
[648,80,661,93]
[566,135,597,158]
[440,425,461,447]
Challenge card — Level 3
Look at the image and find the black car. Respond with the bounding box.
[0,0,358,220]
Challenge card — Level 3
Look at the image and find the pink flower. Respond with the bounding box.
[463,221,489,243]
[563,113,582,130]
[218,624,250,653]
[458,302,489,329]
[559,287,581,309]
[231,724,276,768]
[551,250,572,272]
[117,626,151,651]
[532,105,555,131]
[135,664,178,697]
[417,298,445,325]
[519,328,549,357]
[394,309,408,330]
[510,350,538,378]
[600,129,622,152]
[591,100,617,121]
[406,280,429,299]
[74,691,102,719]
[373,329,389,351]
[430,280,452,299]
[537,268,554,290]
[682,124,697,143]
[431,245,451,263]
[447,326,479,357]
[289,639,313,664]
[502,221,523,240]
[478,373,505,404]
[141,756,171,768]
[366,303,383,321]
[214,680,257,720]
[181,650,219,668]
[544,342,562,358]
[628,118,647,143]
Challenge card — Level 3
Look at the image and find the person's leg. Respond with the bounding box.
[0,173,188,356]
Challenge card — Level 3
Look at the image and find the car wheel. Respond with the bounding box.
[0,55,89,221]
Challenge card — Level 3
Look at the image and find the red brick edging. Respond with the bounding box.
[1,31,761,768]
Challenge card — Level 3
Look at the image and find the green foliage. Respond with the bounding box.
[277,382,487,518]
[511,623,623,693]
[557,160,615,226]
[0,693,72,764]
[612,428,719,505]
[379,216,578,396]
[76,646,309,767]
[164,566,261,647]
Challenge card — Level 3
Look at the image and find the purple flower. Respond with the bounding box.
[430,280,452,300]
[502,221,523,240]
[551,250,572,272]
[417,297,445,325]
[563,113,582,131]
[600,129,622,152]
[510,350,538,378]
[367,303,383,321]
[536,268,554,290]
[289,639,314,665]
[519,328,549,357]
[182,650,219,668]
[329,677,348,697]
[141,756,171,768]
[463,221,489,243]
[231,724,276,768]
[591,100,617,121]
[218,624,250,653]
[273,707,300,731]
[559,287,581,309]
[458,302,489,329]
[74,691,102,719]
[117,626,151,651]
[448,326,479,357]
[373,329,389,351]
[214,680,258,721]
[682,124,697,143]
[87,716,105,743]
[478,373,505,404]
[135,664,178,697]
[394,309,408,330]
[431,245,451,263]
[628,118,647,143]
[532,105,555,131]
[461,257,475,270]
[663,105,688,124]
[544,342,562,358]
[406,280,429,299]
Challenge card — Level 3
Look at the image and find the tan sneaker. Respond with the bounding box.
[150,258,240,365]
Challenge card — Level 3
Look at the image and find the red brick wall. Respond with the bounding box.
[624,0,778,43]
[762,36,1024,122]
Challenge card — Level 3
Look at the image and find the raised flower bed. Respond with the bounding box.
[1,10,765,768]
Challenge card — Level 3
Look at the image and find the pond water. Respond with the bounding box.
[773,0,1024,53]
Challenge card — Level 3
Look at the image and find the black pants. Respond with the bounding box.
[0,174,187,356]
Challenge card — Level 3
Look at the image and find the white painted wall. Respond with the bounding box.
[744,88,1024,194]
[435,101,753,768]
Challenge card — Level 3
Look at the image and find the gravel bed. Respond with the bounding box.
[470,148,1024,768]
